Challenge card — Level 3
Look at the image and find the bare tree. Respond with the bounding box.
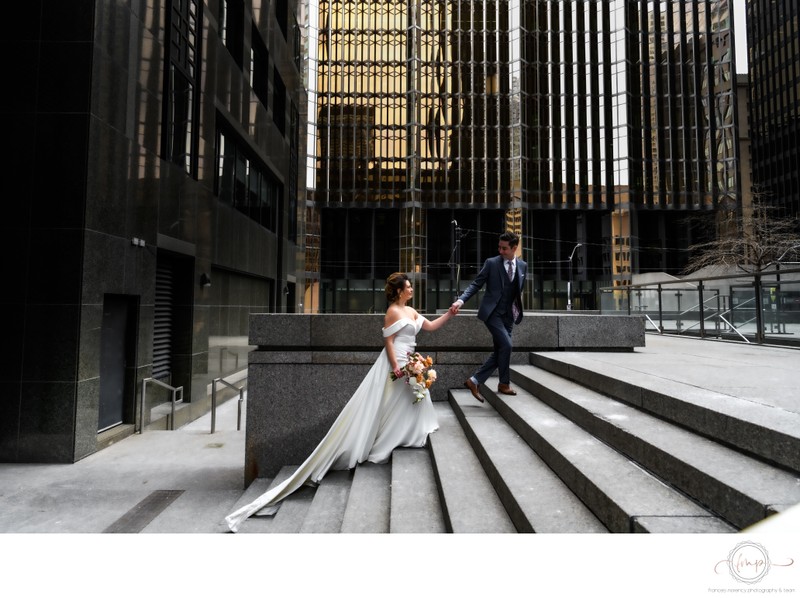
[683,197,800,343]
[684,199,800,275]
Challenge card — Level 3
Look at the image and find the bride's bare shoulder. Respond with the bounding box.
[384,304,404,327]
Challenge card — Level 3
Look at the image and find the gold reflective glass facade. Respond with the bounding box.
[304,0,738,313]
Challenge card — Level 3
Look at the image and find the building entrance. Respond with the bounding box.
[99,294,138,432]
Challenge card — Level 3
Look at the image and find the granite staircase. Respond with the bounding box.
[225,352,800,533]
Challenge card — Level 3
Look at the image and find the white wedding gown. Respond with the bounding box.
[225,315,439,532]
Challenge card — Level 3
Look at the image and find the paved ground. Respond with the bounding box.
[1,334,798,535]
[0,394,247,534]
[2,333,798,595]
[542,333,800,414]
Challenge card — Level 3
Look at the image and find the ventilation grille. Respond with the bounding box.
[153,262,174,380]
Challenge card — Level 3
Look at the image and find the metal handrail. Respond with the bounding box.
[674,292,719,320]
[674,293,722,334]
[644,313,660,331]
[717,314,751,343]
[617,266,800,288]
[603,267,800,345]
[638,292,756,342]
[726,295,759,331]
[139,377,184,433]
[211,377,246,433]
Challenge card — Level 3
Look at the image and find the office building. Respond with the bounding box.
[2,0,306,462]
[746,0,800,218]
[303,0,739,313]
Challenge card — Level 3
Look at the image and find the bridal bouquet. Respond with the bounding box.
[391,352,437,403]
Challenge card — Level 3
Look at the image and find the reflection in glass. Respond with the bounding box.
[304,1,738,312]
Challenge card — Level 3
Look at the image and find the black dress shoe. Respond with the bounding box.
[465,379,485,403]
[497,383,517,396]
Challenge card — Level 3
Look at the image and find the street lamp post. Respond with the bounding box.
[567,243,582,311]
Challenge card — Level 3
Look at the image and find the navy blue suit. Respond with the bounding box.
[458,255,527,386]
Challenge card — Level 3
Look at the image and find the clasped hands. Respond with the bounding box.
[448,300,462,316]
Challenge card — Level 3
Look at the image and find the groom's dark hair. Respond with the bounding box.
[500,231,519,248]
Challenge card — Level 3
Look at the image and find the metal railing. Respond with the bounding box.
[600,267,800,346]
[138,377,184,433]
[211,377,246,433]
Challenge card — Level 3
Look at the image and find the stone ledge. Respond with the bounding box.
[244,313,645,482]
[249,312,645,351]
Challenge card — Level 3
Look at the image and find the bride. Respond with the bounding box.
[225,272,454,532]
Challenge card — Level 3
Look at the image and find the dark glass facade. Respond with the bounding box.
[303,0,738,313]
[2,0,306,462]
[747,0,800,218]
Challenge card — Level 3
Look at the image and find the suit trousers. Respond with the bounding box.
[473,310,514,385]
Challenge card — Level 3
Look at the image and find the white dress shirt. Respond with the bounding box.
[506,259,516,280]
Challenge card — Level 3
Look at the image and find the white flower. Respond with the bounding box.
[389,352,437,403]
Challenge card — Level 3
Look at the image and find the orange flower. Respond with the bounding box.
[389,352,437,403]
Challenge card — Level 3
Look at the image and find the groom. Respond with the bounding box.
[450,231,527,403]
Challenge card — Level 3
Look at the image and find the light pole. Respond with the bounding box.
[567,243,582,311]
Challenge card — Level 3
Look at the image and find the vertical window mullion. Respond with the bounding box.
[164,0,201,177]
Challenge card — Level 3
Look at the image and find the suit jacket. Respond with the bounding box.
[458,255,527,324]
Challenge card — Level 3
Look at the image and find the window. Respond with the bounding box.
[217,122,280,232]
[273,70,287,135]
[163,0,201,176]
[276,0,288,40]
[220,0,244,68]
[251,25,270,108]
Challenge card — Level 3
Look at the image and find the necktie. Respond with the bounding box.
[507,260,519,320]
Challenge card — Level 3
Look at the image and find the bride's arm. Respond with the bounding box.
[384,333,401,377]
[420,309,453,332]
[384,307,403,377]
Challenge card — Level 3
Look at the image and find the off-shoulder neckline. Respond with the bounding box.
[383,315,416,329]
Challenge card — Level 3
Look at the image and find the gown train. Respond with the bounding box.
[225,316,438,532]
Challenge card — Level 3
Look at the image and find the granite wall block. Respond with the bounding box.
[243,312,645,482]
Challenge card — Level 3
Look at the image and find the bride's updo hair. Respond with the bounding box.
[385,272,410,303]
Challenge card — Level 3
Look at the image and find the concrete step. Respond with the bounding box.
[227,467,314,533]
[389,448,446,533]
[228,453,444,534]
[449,389,608,533]
[511,364,800,529]
[340,461,391,533]
[230,352,788,533]
[429,402,517,532]
[260,469,317,533]
[529,352,800,473]
[300,470,351,533]
[478,377,736,533]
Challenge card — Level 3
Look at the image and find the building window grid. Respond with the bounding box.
[216,126,280,233]
[307,0,739,308]
[164,0,201,177]
[313,0,530,208]
[747,0,800,217]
